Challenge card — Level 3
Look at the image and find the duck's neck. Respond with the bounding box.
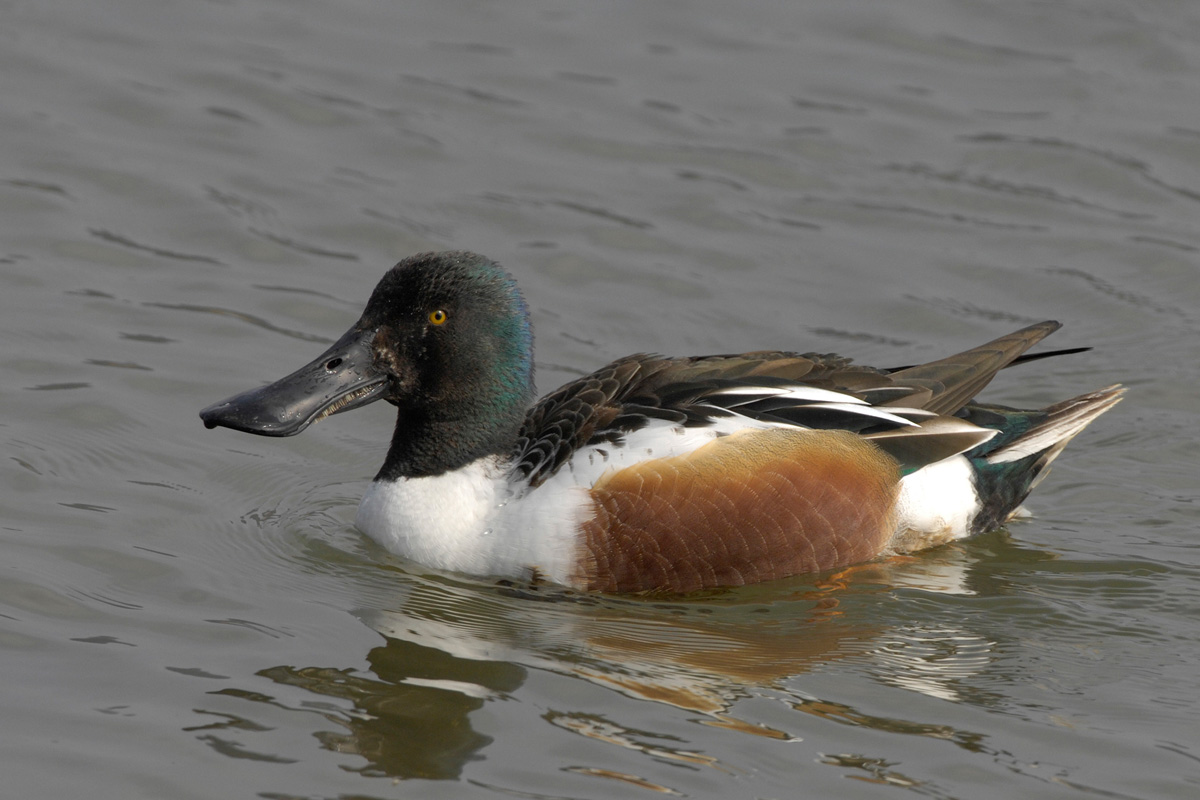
[374,399,527,481]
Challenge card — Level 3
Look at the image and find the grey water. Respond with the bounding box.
[2,1,1198,798]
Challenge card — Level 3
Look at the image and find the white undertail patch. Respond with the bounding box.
[890,456,981,554]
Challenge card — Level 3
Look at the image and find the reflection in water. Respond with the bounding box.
[546,710,726,771]
[259,640,523,780]
[869,626,996,701]
[235,534,1052,784]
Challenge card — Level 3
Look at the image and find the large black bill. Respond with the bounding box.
[199,326,387,437]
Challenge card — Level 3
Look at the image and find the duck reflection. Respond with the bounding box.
[252,531,1044,781]
[259,639,523,780]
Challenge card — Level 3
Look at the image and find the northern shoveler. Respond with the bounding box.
[200,251,1123,593]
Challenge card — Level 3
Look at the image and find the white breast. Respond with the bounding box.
[355,457,504,574]
[354,455,590,584]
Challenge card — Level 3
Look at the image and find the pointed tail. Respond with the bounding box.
[967,385,1125,532]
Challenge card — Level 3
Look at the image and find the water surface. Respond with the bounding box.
[2,1,1198,798]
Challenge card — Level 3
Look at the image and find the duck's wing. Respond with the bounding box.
[512,354,679,488]
[513,322,1068,486]
[882,320,1063,415]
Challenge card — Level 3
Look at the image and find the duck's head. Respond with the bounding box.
[200,251,534,477]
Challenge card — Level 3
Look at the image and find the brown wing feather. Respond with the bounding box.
[885,321,1062,415]
[514,356,671,487]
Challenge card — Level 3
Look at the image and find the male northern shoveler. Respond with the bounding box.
[200,251,1123,594]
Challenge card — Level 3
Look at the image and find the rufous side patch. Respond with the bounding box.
[577,428,900,593]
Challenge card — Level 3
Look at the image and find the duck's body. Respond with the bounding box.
[201,252,1123,593]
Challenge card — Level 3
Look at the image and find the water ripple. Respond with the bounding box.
[144,302,333,344]
[88,229,222,264]
[963,132,1200,206]
[886,162,1153,220]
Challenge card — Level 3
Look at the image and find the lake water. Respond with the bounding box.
[3,1,1198,798]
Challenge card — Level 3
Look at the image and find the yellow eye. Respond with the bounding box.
[428,309,448,326]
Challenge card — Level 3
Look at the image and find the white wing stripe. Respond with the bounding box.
[710,385,867,405]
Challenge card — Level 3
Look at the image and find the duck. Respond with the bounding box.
[200,251,1123,594]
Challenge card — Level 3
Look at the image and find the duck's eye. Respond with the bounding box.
[428,309,448,326]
